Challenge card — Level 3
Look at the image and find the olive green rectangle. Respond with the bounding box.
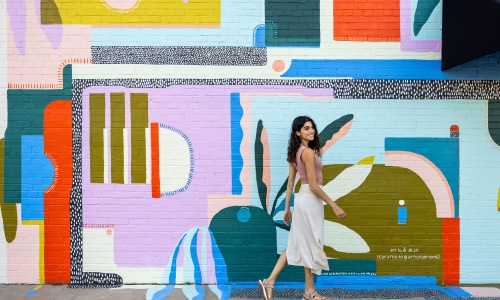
[130,93,149,184]
[89,94,106,183]
[111,93,125,184]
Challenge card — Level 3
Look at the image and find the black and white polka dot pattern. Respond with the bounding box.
[91,46,268,66]
[332,79,500,99]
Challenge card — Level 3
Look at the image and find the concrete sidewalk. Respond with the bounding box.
[1,284,500,300]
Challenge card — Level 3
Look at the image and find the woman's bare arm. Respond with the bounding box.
[301,148,346,219]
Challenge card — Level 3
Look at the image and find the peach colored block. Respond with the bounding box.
[7,205,40,283]
[8,0,91,87]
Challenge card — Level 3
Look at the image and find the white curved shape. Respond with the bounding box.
[159,127,191,194]
[322,162,373,203]
[324,220,370,254]
[102,0,141,12]
[385,151,455,218]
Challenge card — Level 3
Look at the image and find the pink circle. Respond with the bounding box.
[106,229,113,235]
[272,60,286,72]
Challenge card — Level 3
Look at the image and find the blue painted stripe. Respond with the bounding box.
[230,93,243,195]
[445,286,473,298]
[280,58,500,80]
[151,285,174,300]
[190,229,202,285]
[169,233,187,284]
[281,59,445,79]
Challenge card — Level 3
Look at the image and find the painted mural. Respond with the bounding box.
[1,0,500,299]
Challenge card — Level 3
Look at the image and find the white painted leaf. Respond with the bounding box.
[323,156,374,203]
[324,220,370,254]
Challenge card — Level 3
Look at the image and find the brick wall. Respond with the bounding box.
[1,0,500,289]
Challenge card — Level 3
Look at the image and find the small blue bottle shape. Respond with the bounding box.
[398,200,407,224]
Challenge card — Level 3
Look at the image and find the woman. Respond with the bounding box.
[258,116,346,300]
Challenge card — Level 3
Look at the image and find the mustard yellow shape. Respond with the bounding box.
[497,187,500,212]
[357,155,375,165]
[44,0,221,25]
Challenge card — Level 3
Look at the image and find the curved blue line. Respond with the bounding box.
[158,123,194,197]
[190,229,202,285]
[230,93,243,195]
[169,233,187,284]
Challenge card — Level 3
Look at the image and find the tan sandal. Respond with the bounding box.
[258,279,274,300]
[303,290,329,300]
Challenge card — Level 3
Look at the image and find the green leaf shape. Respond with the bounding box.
[254,120,268,211]
[413,0,441,36]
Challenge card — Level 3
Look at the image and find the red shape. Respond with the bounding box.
[442,218,460,284]
[44,100,72,283]
[450,125,459,131]
[151,123,160,198]
[334,0,400,41]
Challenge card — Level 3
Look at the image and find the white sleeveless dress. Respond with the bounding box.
[286,146,329,275]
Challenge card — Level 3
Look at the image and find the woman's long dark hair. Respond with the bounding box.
[287,116,321,164]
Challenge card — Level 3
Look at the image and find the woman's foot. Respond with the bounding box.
[303,290,329,300]
[258,278,274,300]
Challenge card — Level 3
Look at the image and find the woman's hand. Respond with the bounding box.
[284,208,292,226]
[331,204,346,220]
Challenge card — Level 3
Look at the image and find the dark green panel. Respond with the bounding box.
[209,206,277,282]
[488,100,500,146]
[265,0,320,47]
[4,65,72,203]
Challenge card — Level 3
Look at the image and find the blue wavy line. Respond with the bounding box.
[230,93,243,195]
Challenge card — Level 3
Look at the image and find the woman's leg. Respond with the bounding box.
[304,267,315,295]
[304,268,327,299]
[263,250,288,299]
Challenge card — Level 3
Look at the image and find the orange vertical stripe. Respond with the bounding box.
[151,123,160,198]
[442,218,460,284]
[44,100,72,283]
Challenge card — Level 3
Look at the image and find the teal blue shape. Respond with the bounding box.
[21,135,54,221]
[236,207,251,223]
[385,138,459,217]
[411,0,441,40]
